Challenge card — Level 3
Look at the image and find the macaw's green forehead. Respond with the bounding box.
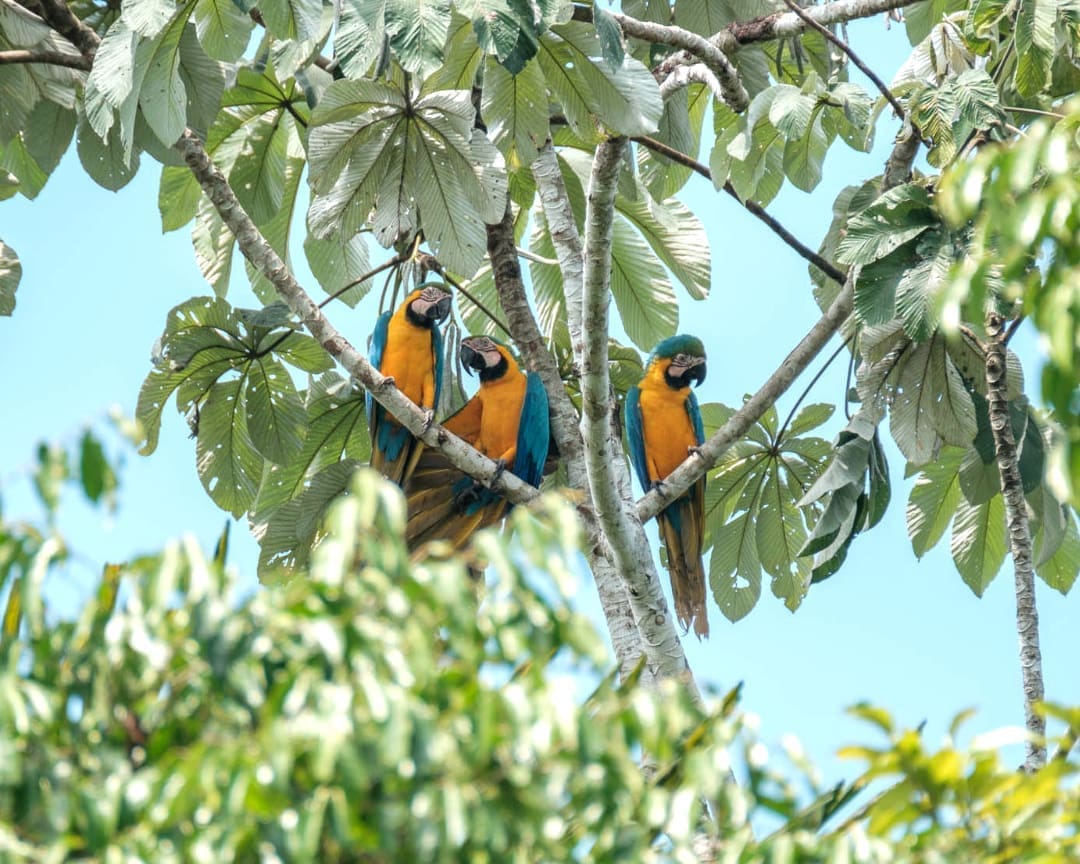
[650,334,706,361]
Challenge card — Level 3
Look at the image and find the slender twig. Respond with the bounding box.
[1003,315,1025,345]
[780,0,908,123]
[632,134,849,285]
[516,247,559,267]
[423,260,513,338]
[776,334,855,442]
[0,48,89,69]
[319,254,405,309]
[1002,105,1066,120]
[1053,725,1078,762]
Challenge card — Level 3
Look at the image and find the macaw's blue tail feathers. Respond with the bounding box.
[657,486,709,638]
[404,449,507,550]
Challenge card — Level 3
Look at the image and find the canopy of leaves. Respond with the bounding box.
[3,472,1080,860]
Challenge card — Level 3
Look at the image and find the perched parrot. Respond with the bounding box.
[405,335,550,552]
[367,285,453,487]
[625,334,709,638]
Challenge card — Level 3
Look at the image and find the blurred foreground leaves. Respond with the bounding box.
[1,470,1078,861]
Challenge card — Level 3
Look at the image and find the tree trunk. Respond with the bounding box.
[985,313,1046,771]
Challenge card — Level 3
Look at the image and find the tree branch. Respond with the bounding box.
[532,142,586,363]
[609,12,749,112]
[985,313,1046,772]
[637,127,921,523]
[174,128,541,508]
[632,134,848,285]
[658,63,725,104]
[0,48,89,69]
[24,0,99,56]
[581,137,698,690]
[656,0,920,79]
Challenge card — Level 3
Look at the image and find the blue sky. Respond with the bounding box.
[2,16,1077,786]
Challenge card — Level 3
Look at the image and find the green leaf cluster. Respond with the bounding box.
[701,402,834,621]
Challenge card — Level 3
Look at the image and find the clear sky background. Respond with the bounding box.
[2,16,1076,787]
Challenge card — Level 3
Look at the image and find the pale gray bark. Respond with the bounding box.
[659,63,725,104]
[580,137,698,691]
[532,141,649,684]
[986,313,1046,771]
[611,12,748,111]
[0,48,88,68]
[531,143,585,364]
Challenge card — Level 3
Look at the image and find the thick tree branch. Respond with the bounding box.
[174,129,540,507]
[581,137,698,690]
[632,134,848,285]
[532,143,585,362]
[637,127,921,522]
[655,0,919,79]
[610,12,749,112]
[0,48,89,69]
[658,63,725,104]
[780,0,908,122]
[531,141,648,683]
[985,313,1046,772]
[485,204,584,476]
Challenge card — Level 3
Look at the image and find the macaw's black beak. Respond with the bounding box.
[429,295,452,323]
[460,343,482,375]
[688,360,706,387]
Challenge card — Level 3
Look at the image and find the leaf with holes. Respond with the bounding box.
[244,355,307,465]
[195,379,265,516]
[950,493,1006,596]
[711,511,762,623]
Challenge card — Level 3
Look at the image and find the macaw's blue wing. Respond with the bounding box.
[687,389,705,446]
[367,310,415,486]
[512,373,550,488]
[432,322,444,413]
[624,385,650,494]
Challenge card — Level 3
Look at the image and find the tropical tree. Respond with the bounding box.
[1,0,1077,779]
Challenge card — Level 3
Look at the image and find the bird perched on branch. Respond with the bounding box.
[368,284,452,487]
[405,335,549,552]
[626,334,709,638]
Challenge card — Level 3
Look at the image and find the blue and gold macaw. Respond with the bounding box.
[626,334,709,638]
[406,335,549,552]
[368,285,453,487]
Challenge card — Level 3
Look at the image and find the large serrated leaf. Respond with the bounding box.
[609,219,677,351]
[245,355,307,464]
[836,184,937,266]
[192,0,254,61]
[950,493,1006,596]
[385,0,451,77]
[757,468,812,611]
[481,56,548,169]
[537,22,662,138]
[196,378,264,517]
[304,230,372,308]
[711,511,762,622]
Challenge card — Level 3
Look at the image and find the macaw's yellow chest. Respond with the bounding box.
[382,316,437,408]
[476,373,527,461]
[638,384,696,482]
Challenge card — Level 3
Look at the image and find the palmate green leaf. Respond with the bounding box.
[245,155,305,302]
[727,114,784,206]
[76,109,141,191]
[1036,512,1079,594]
[950,492,1006,596]
[259,0,322,42]
[836,184,937,266]
[481,56,548,169]
[609,219,677,351]
[894,232,953,341]
[616,176,711,301]
[245,355,306,465]
[757,468,812,611]
[638,83,709,200]
[308,80,506,276]
[385,0,451,77]
[251,372,369,529]
[192,0,254,61]
[822,82,873,152]
[711,510,762,622]
[258,459,362,578]
[303,230,372,308]
[783,109,829,192]
[0,238,19,317]
[196,379,265,517]
[593,6,624,68]
[272,332,334,373]
[333,0,386,78]
[675,0,735,37]
[422,12,480,90]
[904,0,967,43]
[1014,0,1056,97]
[192,194,234,295]
[536,22,662,139]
